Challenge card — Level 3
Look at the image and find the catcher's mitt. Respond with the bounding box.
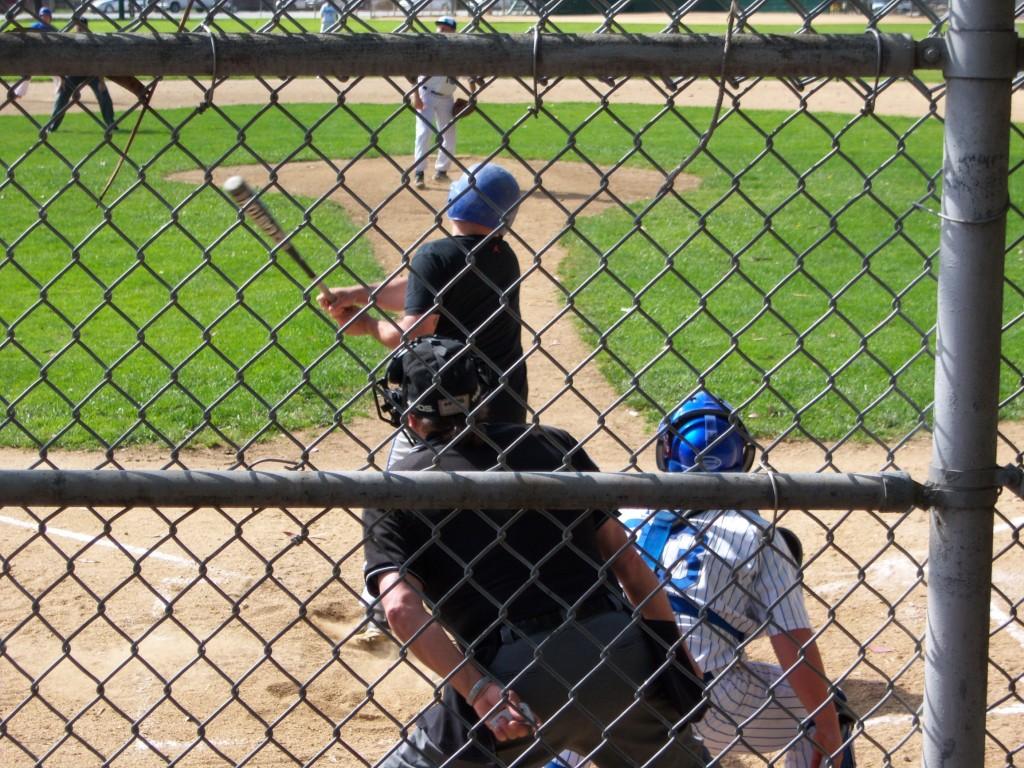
[776,526,804,565]
[453,97,476,119]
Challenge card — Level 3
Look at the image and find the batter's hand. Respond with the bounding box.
[332,307,372,335]
[471,682,537,742]
[317,291,371,334]
[318,287,363,314]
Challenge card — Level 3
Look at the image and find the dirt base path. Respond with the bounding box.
[9,73,1018,122]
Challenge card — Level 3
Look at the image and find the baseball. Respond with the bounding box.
[223,175,247,194]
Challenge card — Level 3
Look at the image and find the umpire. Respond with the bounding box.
[362,336,708,768]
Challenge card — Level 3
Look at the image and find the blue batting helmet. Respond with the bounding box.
[447,163,521,231]
[656,391,755,473]
[436,15,456,29]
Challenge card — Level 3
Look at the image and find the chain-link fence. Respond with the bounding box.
[1,0,1022,766]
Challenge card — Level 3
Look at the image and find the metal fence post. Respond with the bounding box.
[925,0,1015,765]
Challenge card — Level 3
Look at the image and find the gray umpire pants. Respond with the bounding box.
[376,611,707,768]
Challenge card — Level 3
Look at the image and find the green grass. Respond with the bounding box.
[80,18,946,36]
[1,101,1020,447]
[72,14,959,38]
[0,104,390,449]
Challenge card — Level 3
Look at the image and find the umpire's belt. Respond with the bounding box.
[498,596,618,643]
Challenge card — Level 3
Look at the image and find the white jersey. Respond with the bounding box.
[418,75,457,98]
[623,508,810,674]
[554,510,854,768]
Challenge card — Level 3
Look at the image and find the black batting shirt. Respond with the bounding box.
[404,235,527,423]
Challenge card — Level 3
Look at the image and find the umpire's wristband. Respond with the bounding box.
[466,676,494,706]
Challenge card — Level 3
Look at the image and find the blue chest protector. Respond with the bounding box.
[632,510,747,644]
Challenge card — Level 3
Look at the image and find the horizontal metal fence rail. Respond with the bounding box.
[0,31,930,77]
[0,468,923,510]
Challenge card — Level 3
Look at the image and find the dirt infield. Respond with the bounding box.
[12,74,1024,122]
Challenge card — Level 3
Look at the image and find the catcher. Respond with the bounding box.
[552,391,858,768]
[625,391,857,767]
[409,15,477,189]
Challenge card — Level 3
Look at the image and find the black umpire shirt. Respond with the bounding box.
[404,236,528,424]
[362,424,616,645]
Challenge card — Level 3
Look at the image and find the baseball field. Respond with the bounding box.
[1,29,1023,766]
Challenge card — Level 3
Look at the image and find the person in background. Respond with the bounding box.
[409,15,476,189]
[41,19,150,136]
[45,19,116,135]
[319,0,338,32]
[29,5,54,29]
[12,5,54,99]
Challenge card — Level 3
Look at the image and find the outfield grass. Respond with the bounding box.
[0,105,389,449]
[1,101,1020,447]
[557,110,1024,442]
[78,17,947,37]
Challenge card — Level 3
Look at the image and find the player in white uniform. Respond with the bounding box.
[641,392,855,767]
[411,16,462,189]
[550,391,856,768]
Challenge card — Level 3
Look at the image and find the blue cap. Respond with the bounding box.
[447,163,521,231]
[436,15,456,29]
[39,6,52,13]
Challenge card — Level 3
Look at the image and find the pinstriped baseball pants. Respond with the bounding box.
[696,660,817,768]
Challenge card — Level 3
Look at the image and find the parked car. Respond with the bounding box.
[159,0,235,12]
[871,0,916,13]
[89,0,139,13]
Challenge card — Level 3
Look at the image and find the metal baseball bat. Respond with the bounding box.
[223,175,331,298]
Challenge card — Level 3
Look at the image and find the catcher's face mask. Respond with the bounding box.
[373,337,486,427]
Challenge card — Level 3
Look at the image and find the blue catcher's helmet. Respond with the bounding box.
[447,163,521,231]
[656,391,755,473]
